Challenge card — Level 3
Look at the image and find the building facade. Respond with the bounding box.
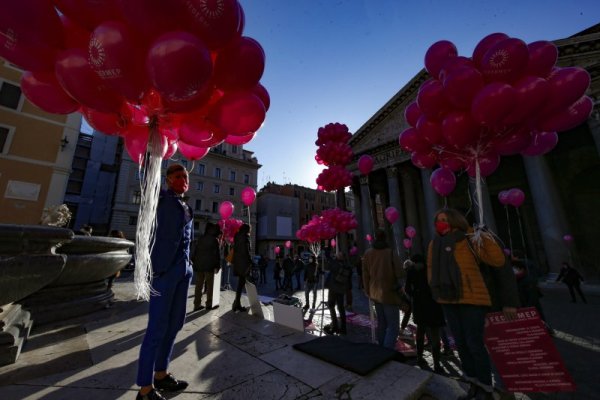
[348,25,600,278]
[0,62,80,225]
[110,142,261,245]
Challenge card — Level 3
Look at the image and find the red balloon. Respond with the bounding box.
[443,66,484,109]
[214,36,265,91]
[498,190,510,205]
[543,67,591,114]
[398,127,431,153]
[241,186,256,206]
[178,0,242,50]
[472,33,509,68]
[81,107,126,135]
[539,95,593,133]
[117,0,183,42]
[416,116,443,145]
[438,56,474,82]
[225,132,256,145]
[163,139,178,160]
[438,152,464,171]
[179,115,226,148]
[146,31,213,102]
[442,111,479,148]
[430,167,456,197]
[417,79,449,121]
[358,154,374,175]
[0,0,65,50]
[219,201,235,219]
[55,48,125,113]
[411,151,437,169]
[424,40,458,79]
[209,91,266,136]
[54,0,123,31]
[507,188,525,207]
[521,131,558,157]
[177,141,209,161]
[123,126,168,164]
[0,29,58,72]
[251,83,270,111]
[466,153,501,178]
[471,83,517,126]
[480,38,529,83]
[90,21,149,102]
[503,76,550,125]
[20,72,80,114]
[60,14,91,50]
[526,41,558,78]
[404,102,422,127]
[493,128,531,156]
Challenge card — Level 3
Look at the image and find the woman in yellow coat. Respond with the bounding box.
[427,208,517,400]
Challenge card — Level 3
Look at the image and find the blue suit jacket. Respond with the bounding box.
[150,189,194,275]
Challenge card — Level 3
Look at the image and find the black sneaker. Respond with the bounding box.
[193,305,205,312]
[154,373,188,392]
[136,389,166,400]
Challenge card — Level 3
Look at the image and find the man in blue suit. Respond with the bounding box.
[136,163,193,400]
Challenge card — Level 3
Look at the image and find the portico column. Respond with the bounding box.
[468,177,498,234]
[587,116,600,156]
[400,168,423,255]
[420,168,440,240]
[359,176,375,246]
[386,167,405,256]
[352,183,365,254]
[522,155,571,273]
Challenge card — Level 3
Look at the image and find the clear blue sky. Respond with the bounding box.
[238,0,599,189]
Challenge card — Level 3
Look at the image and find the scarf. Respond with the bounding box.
[430,229,465,302]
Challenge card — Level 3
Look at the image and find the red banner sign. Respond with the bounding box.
[484,307,576,392]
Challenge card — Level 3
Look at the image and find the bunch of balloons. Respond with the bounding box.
[296,215,336,243]
[320,208,358,233]
[2,0,269,163]
[218,217,243,244]
[498,188,525,208]
[315,123,354,191]
[399,33,592,197]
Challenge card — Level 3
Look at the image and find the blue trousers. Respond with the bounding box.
[442,303,492,386]
[374,302,399,349]
[136,267,192,386]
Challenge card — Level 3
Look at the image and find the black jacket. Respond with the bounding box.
[232,224,252,276]
[192,223,221,273]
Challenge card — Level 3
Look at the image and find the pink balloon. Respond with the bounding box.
[81,107,125,135]
[178,0,242,50]
[209,91,266,136]
[472,33,510,68]
[214,36,265,91]
[466,153,501,178]
[251,83,270,112]
[563,234,574,243]
[521,131,558,157]
[89,21,149,102]
[219,201,235,219]
[55,48,125,114]
[285,240,291,249]
[146,31,213,102]
[411,151,437,169]
[403,238,413,249]
[544,67,591,114]
[438,56,474,83]
[539,95,593,133]
[365,234,372,242]
[384,207,399,224]
[424,40,458,79]
[442,111,479,148]
[526,41,558,78]
[179,116,227,148]
[331,238,336,247]
[123,126,168,164]
[405,226,417,239]
[358,154,374,175]
[503,76,551,125]
[241,186,256,206]
[399,127,431,153]
[177,141,209,161]
[20,72,79,114]
[471,83,517,126]
[225,132,257,145]
[404,102,422,127]
[417,79,449,121]
[493,128,531,156]
[442,66,484,109]
[503,248,512,256]
[498,190,510,205]
[438,153,464,172]
[430,168,456,197]
[274,246,281,254]
[507,188,525,208]
[349,246,358,256]
[416,116,443,145]
[479,38,529,83]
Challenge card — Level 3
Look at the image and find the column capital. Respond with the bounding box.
[359,175,369,185]
[386,166,398,178]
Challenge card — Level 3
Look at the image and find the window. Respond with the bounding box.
[0,126,11,153]
[229,170,236,181]
[231,145,238,153]
[242,207,248,217]
[132,191,141,204]
[197,164,205,175]
[195,199,202,211]
[129,216,138,225]
[0,81,21,109]
[244,174,250,184]
[196,181,204,191]
[213,184,220,194]
[212,201,219,213]
[214,167,221,178]
[229,187,235,196]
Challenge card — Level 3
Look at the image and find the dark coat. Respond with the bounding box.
[192,223,221,273]
[232,224,252,276]
[557,265,583,286]
[405,261,445,327]
[325,257,351,294]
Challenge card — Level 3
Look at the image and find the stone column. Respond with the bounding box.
[386,167,405,256]
[588,116,600,156]
[359,176,375,246]
[522,155,571,273]
[420,168,440,240]
[468,177,498,234]
[400,168,423,255]
[352,183,365,254]
[336,189,349,256]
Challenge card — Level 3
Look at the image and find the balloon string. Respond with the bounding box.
[475,159,484,230]
[505,205,514,254]
[515,207,527,255]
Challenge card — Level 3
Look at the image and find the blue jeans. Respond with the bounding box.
[374,302,399,349]
[442,303,491,386]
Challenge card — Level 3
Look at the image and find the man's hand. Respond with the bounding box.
[502,307,518,320]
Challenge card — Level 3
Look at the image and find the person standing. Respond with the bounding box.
[136,164,193,400]
[259,255,268,285]
[556,261,587,303]
[293,255,304,290]
[232,223,252,312]
[324,252,352,335]
[428,208,518,400]
[362,229,405,349]
[192,222,221,311]
[303,255,318,311]
[273,256,282,290]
